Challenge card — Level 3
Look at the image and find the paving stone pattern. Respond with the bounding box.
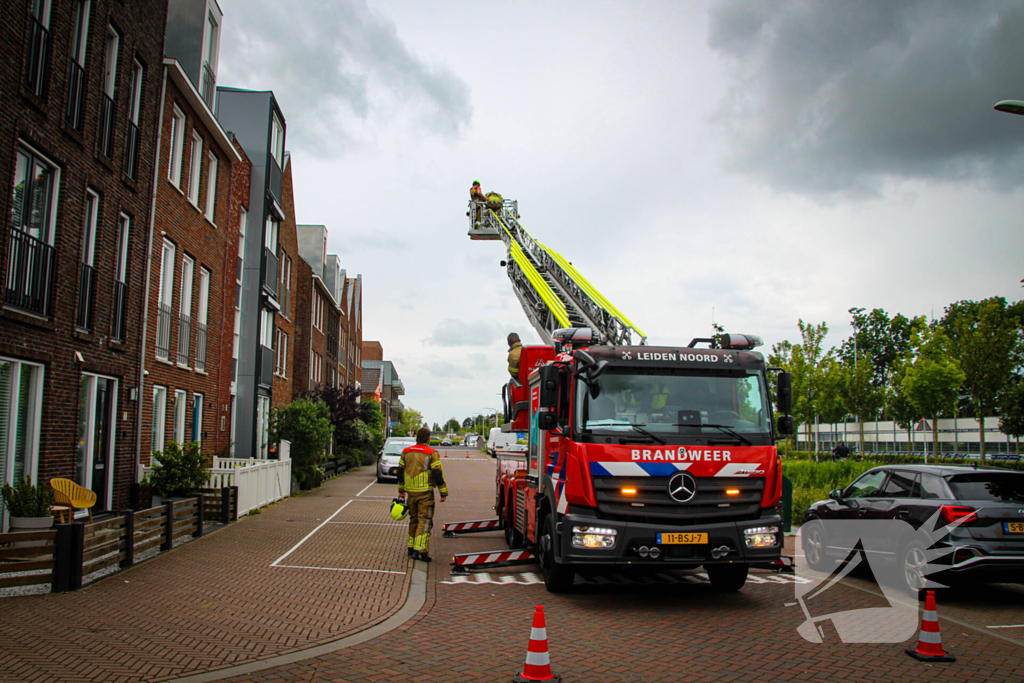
[222,450,1024,683]
[0,469,412,683]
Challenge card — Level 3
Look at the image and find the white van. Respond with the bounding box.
[486,428,524,457]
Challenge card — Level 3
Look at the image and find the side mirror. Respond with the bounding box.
[777,371,793,415]
[538,365,559,408]
[828,488,844,502]
[573,349,597,370]
[589,360,609,380]
[537,410,558,431]
[776,415,794,436]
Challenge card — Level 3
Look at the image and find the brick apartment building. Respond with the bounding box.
[361,341,404,435]
[140,0,243,464]
[0,0,167,522]
[271,153,296,412]
[339,265,362,387]
[294,223,334,393]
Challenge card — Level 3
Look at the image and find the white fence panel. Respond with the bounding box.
[141,456,291,517]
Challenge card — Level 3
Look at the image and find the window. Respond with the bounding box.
[270,114,285,166]
[279,253,291,318]
[204,152,217,222]
[155,240,175,360]
[75,374,116,513]
[313,291,323,331]
[256,395,270,459]
[200,10,219,105]
[76,190,99,330]
[264,215,278,252]
[151,385,167,452]
[196,267,209,371]
[260,308,275,348]
[65,0,90,129]
[168,106,185,186]
[880,471,917,498]
[191,393,203,445]
[0,358,44,530]
[112,213,129,341]
[187,132,202,205]
[123,59,143,179]
[177,256,194,366]
[844,470,888,499]
[275,329,288,377]
[7,146,59,317]
[173,390,187,443]
[232,208,245,383]
[25,0,51,98]
[97,26,118,157]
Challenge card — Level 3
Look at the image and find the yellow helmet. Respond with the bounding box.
[390,499,409,521]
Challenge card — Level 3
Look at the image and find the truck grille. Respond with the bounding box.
[592,476,764,525]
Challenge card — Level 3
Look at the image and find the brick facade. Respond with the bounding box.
[272,155,296,411]
[0,0,167,515]
[140,65,239,464]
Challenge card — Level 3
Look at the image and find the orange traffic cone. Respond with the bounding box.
[466,450,470,458]
[513,605,560,682]
[905,590,955,662]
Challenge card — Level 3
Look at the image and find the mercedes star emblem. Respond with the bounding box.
[667,471,697,503]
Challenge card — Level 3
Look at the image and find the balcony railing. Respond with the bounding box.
[177,313,192,366]
[97,93,115,158]
[200,61,216,109]
[123,121,140,181]
[155,302,172,360]
[25,17,49,98]
[5,227,55,317]
[261,247,278,298]
[195,321,208,372]
[258,345,275,387]
[76,262,96,330]
[65,61,85,130]
[268,156,283,205]
[111,280,127,341]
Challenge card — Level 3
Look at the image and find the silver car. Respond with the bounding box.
[377,437,415,482]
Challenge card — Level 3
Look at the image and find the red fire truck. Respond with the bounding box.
[467,196,794,593]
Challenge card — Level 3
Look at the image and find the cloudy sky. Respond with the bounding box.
[218,0,1024,429]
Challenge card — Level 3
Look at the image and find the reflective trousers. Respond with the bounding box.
[406,491,435,552]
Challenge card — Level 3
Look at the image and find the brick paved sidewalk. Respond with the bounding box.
[220,452,1024,683]
[0,466,415,683]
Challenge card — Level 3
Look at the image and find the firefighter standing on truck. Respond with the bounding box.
[397,427,448,562]
[507,332,522,379]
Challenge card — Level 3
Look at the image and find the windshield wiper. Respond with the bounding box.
[626,424,666,445]
[590,421,666,445]
[699,423,752,446]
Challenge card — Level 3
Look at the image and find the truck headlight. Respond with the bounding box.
[571,526,617,549]
[744,525,779,548]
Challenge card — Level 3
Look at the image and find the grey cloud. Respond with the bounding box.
[423,319,503,347]
[219,0,472,154]
[423,360,473,380]
[708,0,1024,196]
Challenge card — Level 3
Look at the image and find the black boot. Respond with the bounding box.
[416,551,433,563]
[407,548,417,558]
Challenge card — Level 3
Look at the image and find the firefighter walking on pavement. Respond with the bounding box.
[397,427,448,562]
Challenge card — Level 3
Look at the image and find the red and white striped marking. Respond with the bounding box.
[517,605,559,682]
[906,590,956,662]
[452,549,535,568]
[443,519,501,533]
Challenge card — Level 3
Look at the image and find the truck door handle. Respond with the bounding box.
[898,510,911,517]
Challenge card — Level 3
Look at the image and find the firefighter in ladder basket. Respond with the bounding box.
[397,427,448,562]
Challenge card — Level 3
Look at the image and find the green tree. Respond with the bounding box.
[998,377,1024,455]
[393,407,423,438]
[360,400,385,453]
[839,352,885,454]
[886,355,918,454]
[817,357,848,452]
[271,399,333,490]
[902,326,966,458]
[769,321,831,455]
[942,298,1022,460]
[432,422,440,433]
[840,308,924,393]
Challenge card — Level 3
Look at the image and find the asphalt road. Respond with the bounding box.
[222,447,1024,683]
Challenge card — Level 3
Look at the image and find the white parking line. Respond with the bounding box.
[326,521,407,527]
[356,482,376,497]
[987,624,1024,629]
[270,500,351,567]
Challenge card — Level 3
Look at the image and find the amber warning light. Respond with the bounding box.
[621,487,637,495]
[726,489,740,496]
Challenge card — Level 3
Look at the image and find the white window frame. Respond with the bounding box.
[264,215,278,252]
[0,357,45,529]
[70,0,90,67]
[158,239,175,306]
[192,393,203,445]
[81,189,99,267]
[201,9,220,76]
[102,25,118,97]
[168,106,185,186]
[179,255,194,319]
[173,389,187,444]
[11,143,61,245]
[151,385,167,453]
[256,395,270,459]
[115,213,130,283]
[75,373,117,516]
[197,267,210,328]
[204,152,217,222]
[260,307,275,348]
[270,114,284,166]
[187,132,202,205]
[128,59,143,125]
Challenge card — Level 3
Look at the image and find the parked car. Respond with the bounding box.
[462,434,482,448]
[801,465,1024,594]
[377,437,415,483]
[486,427,524,457]
[440,438,452,446]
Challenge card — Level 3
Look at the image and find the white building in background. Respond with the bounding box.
[797,416,1020,455]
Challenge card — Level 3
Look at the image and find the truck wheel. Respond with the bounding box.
[705,563,748,591]
[504,494,525,549]
[539,514,574,593]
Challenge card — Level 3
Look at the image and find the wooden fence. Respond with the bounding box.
[0,529,56,590]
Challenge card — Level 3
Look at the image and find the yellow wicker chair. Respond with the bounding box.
[49,478,96,523]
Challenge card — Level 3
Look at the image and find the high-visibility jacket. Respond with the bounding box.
[397,444,448,496]
[507,342,522,378]
[470,185,485,201]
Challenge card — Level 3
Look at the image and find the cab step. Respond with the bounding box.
[442,519,502,538]
[451,549,537,574]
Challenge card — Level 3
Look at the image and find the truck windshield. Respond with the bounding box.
[576,370,771,437]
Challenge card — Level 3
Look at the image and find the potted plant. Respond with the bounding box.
[150,441,209,506]
[2,478,55,545]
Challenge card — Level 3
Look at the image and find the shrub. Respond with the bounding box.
[150,441,210,497]
[1,478,54,517]
[271,398,333,490]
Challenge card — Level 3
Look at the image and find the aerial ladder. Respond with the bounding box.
[468,196,646,347]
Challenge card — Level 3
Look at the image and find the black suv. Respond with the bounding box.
[801,465,1024,593]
